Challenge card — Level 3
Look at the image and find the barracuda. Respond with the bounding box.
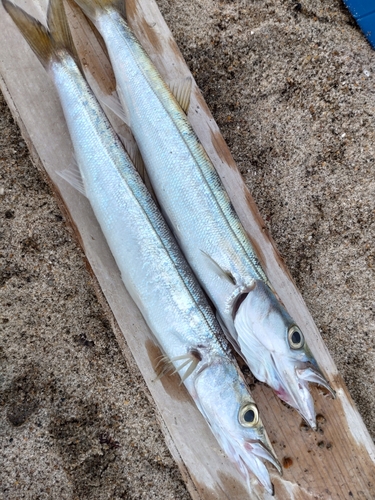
[73,0,336,429]
[2,0,282,492]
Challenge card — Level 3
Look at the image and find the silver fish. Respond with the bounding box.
[2,0,282,492]
[73,0,336,429]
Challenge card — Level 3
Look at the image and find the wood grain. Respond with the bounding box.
[0,0,374,498]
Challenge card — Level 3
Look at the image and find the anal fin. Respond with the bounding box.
[57,155,87,197]
[98,88,130,125]
[94,85,157,201]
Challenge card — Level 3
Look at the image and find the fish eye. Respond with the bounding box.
[288,325,304,349]
[238,403,259,427]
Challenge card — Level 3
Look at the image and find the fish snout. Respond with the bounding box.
[239,439,281,495]
[293,363,335,429]
[271,355,318,429]
[296,363,336,399]
[244,440,282,476]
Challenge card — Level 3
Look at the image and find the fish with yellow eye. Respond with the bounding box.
[2,0,282,492]
[71,0,336,429]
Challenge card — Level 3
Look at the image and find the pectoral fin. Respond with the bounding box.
[201,250,236,285]
[154,351,201,383]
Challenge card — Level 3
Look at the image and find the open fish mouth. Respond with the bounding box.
[272,356,335,429]
[238,440,282,495]
[233,280,335,430]
[246,440,283,475]
[297,363,336,398]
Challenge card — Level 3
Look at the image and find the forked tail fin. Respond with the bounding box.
[2,0,80,71]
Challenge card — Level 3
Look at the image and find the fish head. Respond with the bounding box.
[193,357,281,494]
[234,280,335,429]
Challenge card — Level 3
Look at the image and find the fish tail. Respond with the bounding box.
[2,0,80,70]
[2,0,53,69]
[47,0,81,64]
[72,0,126,22]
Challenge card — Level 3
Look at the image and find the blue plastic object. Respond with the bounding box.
[343,0,375,48]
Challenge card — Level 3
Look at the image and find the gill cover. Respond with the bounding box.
[193,358,281,495]
[234,280,335,429]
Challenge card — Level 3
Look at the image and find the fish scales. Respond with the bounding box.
[98,10,265,325]
[2,0,282,492]
[52,55,226,357]
[52,48,280,498]
[77,0,336,429]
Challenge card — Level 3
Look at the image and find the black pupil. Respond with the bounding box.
[244,409,255,423]
[291,330,301,345]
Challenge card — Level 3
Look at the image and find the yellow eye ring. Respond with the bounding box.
[288,325,304,349]
[238,403,259,427]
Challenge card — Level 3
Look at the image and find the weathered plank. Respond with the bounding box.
[0,0,374,498]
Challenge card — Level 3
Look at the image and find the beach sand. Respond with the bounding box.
[1,0,374,497]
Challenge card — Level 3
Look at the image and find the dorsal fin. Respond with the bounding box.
[86,76,157,202]
[168,77,192,114]
[117,133,156,201]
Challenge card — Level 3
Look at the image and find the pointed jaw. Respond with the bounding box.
[271,356,317,429]
[192,357,282,495]
[273,359,335,429]
[290,381,318,430]
[248,440,282,476]
[240,440,281,495]
[297,364,336,399]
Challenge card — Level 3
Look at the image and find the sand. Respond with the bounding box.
[0,93,190,498]
[1,0,374,498]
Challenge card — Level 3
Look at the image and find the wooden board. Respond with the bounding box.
[1,0,375,498]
